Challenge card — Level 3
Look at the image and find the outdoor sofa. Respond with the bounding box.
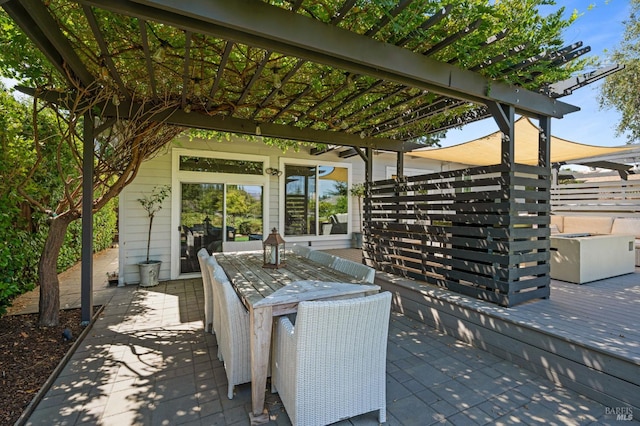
[550,215,640,266]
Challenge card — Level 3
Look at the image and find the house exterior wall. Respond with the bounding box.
[118,134,448,284]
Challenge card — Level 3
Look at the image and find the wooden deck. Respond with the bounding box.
[324,249,640,411]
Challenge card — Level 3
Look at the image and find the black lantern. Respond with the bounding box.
[263,228,286,269]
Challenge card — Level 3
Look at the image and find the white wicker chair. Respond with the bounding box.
[332,258,376,283]
[291,244,312,258]
[196,248,214,332]
[212,263,252,399]
[307,249,338,267]
[222,240,263,252]
[273,291,392,425]
[205,256,223,360]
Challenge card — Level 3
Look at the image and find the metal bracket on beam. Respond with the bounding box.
[538,115,551,168]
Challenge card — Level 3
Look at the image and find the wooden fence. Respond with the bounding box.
[551,180,640,217]
[363,164,551,307]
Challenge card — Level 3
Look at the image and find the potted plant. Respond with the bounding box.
[106,270,119,286]
[137,184,171,287]
[350,183,366,249]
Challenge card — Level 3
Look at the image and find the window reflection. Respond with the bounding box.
[179,156,263,174]
[180,183,263,274]
[318,166,348,235]
[285,166,316,235]
[284,165,348,236]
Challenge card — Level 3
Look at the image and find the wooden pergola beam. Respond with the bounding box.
[18,86,422,153]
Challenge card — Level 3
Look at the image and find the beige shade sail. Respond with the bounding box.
[319,167,348,182]
[411,117,636,166]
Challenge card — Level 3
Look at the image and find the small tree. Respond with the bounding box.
[350,183,366,232]
[599,0,640,143]
[137,185,171,264]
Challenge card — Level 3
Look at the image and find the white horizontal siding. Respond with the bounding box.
[119,134,451,283]
[120,153,173,284]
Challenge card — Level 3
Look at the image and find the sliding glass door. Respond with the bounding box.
[180,183,263,274]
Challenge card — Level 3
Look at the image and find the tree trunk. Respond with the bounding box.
[146,215,153,263]
[38,214,75,326]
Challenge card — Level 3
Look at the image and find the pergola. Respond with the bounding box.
[3,1,595,320]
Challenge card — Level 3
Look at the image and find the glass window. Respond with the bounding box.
[285,165,316,236]
[227,184,264,241]
[284,164,348,236]
[179,156,263,175]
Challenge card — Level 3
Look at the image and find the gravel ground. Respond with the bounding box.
[0,309,85,426]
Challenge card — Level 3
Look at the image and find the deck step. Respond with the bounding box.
[375,272,640,412]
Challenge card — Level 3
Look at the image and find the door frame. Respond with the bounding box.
[170,148,270,279]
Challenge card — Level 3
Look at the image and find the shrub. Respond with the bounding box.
[238,219,262,236]
[0,194,39,315]
[0,198,118,315]
[57,197,118,272]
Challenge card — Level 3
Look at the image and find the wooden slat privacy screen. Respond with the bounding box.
[363,164,551,307]
[551,181,640,217]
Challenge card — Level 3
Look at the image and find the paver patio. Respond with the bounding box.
[10,248,630,425]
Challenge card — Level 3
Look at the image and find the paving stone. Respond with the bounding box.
[19,249,619,426]
[387,394,438,425]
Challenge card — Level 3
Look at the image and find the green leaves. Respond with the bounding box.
[599,0,640,143]
[137,185,171,218]
[2,0,587,149]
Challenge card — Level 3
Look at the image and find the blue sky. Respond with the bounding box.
[443,0,632,148]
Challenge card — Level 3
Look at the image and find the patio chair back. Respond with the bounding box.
[222,240,263,252]
[291,244,312,258]
[196,248,214,332]
[204,256,222,360]
[273,291,392,425]
[307,249,338,267]
[212,263,252,399]
[332,258,375,283]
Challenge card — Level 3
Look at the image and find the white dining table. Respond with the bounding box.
[214,251,379,424]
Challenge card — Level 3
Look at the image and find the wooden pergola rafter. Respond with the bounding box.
[4,0,585,150]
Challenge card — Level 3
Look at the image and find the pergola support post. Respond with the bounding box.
[396,151,404,178]
[551,164,560,186]
[363,148,373,261]
[81,113,94,325]
[354,147,373,263]
[354,147,373,183]
[538,115,552,299]
[538,116,551,168]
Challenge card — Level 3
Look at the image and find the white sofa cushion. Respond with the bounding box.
[550,215,564,233]
[563,216,614,235]
[330,213,348,224]
[611,218,640,238]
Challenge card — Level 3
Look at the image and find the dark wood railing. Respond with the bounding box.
[363,164,551,307]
